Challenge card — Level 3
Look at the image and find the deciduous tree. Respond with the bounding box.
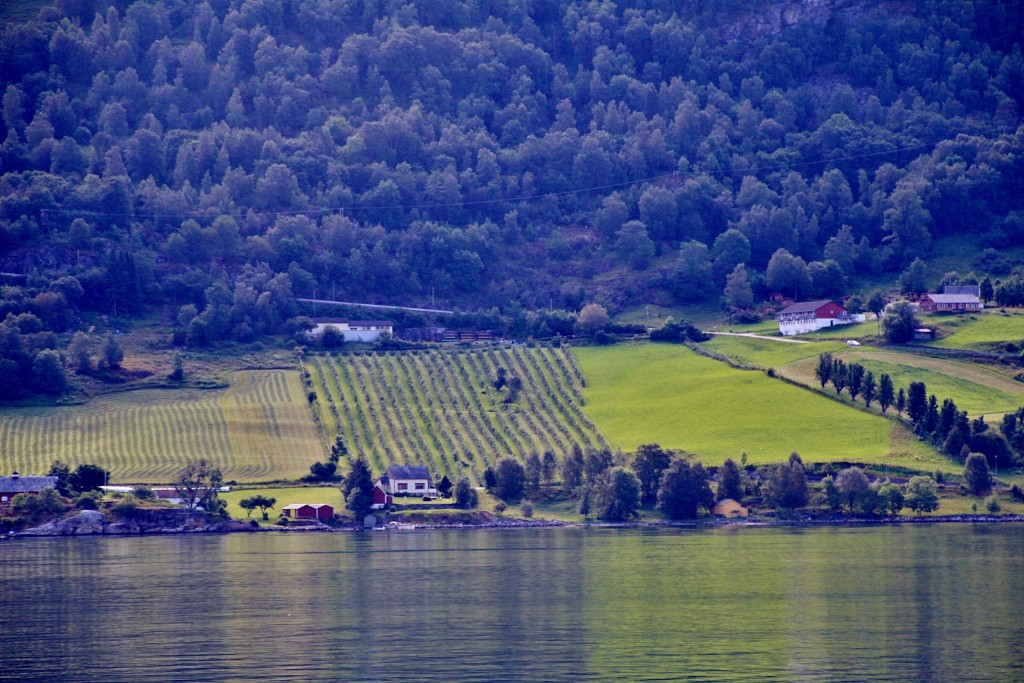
[904,476,940,514]
[632,443,672,504]
[175,459,224,514]
[596,467,642,521]
[656,459,713,519]
[963,453,991,495]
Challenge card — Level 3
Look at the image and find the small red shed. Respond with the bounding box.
[281,503,334,520]
[371,484,393,510]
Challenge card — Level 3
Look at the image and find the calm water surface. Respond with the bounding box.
[1,525,1022,682]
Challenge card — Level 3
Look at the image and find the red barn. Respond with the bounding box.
[281,503,334,520]
[371,484,394,510]
[776,300,853,336]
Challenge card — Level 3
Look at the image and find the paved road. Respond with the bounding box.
[708,331,811,344]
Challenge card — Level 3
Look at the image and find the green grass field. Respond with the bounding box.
[783,348,1024,417]
[926,310,1024,350]
[221,486,345,523]
[799,320,879,340]
[703,335,846,368]
[0,370,322,484]
[573,343,945,470]
[304,346,608,485]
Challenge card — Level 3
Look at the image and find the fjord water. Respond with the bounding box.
[2,525,1021,683]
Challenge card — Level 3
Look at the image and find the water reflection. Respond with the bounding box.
[1,525,1021,682]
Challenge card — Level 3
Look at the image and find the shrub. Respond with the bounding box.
[985,495,1001,514]
[74,493,99,510]
[113,500,138,519]
[132,486,156,500]
[495,502,507,516]
[520,502,534,518]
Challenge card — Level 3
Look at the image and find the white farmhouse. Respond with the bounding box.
[776,300,857,336]
[308,318,393,343]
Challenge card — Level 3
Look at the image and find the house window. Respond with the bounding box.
[415,483,425,490]
[1,496,7,502]
[398,483,408,491]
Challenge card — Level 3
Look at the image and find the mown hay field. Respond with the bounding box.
[304,345,609,485]
[0,370,321,483]
[573,343,945,469]
[926,310,1024,350]
[783,348,1024,417]
[703,335,846,368]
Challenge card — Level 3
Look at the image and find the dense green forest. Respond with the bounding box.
[0,0,1022,396]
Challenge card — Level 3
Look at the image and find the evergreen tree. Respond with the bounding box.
[878,374,895,413]
[341,457,375,519]
[848,363,864,401]
[907,382,928,423]
[862,371,876,407]
[717,458,744,502]
[815,352,833,388]
[831,358,847,394]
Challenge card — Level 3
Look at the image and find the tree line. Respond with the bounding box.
[815,351,1024,473]
[0,0,1020,363]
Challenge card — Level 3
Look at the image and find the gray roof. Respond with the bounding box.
[778,300,841,315]
[386,465,433,481]
[312,318,392,326]
[926,293,980,304]
[0,475,58,494]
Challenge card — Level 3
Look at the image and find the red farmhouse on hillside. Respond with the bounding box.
[776,300,855,336]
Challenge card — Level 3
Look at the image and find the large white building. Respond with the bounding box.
[308,319,393,343]
[776,300,858,336]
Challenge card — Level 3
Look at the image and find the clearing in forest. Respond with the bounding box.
[573,343,945,470]
[0,370,321,483]
[304,345,608,484]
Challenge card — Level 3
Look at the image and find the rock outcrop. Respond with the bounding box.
[17,509,257,536]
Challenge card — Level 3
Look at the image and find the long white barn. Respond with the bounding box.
[308,319,393,343]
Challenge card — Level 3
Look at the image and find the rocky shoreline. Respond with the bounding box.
[6,509,1024,539]
[11,509,257,537]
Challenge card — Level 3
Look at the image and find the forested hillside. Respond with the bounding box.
[1,0,1022,392]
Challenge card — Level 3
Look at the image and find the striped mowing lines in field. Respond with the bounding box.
[307,347,607,484]
[0,370,322,483]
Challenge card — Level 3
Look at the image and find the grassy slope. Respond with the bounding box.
[703,336,846,368]
[783,347,1024,416]
[925,309,1024,350]
[0,369,322,484]
[573,343,942,469]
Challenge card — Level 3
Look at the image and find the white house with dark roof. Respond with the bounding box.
[0,471,58,509]
[776,300,857,336]
[377,465,437,498]
[308,319,393,343]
